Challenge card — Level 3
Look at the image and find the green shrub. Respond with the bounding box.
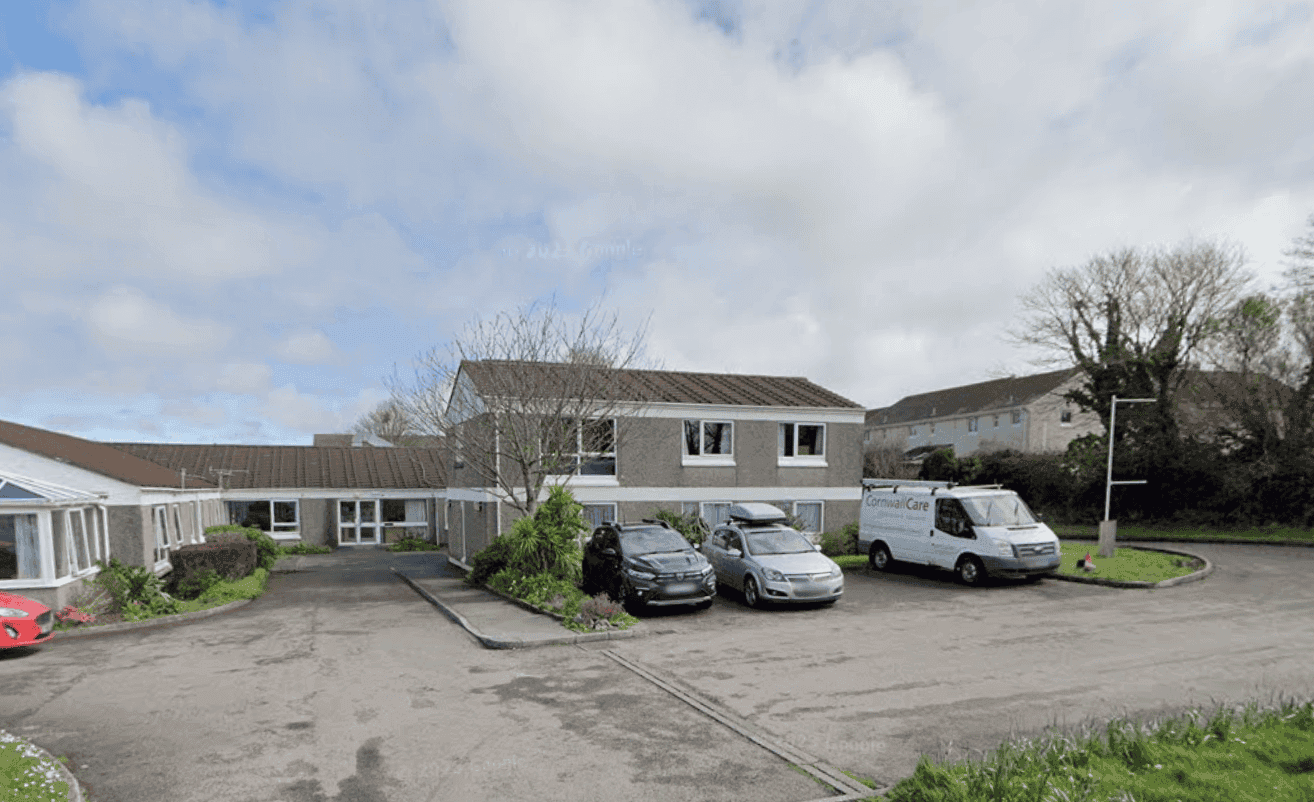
[196,568,269,605]
[92,558,180,620]
[818,522,859,556]
[386,537,442,552]
[205,525,280,571]
[467,534,516,586]
[467,486,586,587]
[174,568,223,601]
[279,542,333,555]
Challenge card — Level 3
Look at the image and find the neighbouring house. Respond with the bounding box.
[110,443,449,548]
[0,420,222,609]
[444,360,866,565]
[864,369,1102,460]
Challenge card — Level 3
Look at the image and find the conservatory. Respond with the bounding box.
[0,471,111,609]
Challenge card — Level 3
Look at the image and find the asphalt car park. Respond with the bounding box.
[2,542,1312,800]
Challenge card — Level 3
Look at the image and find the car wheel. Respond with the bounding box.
[956,555,986,586]
[743,576,762,608]
[869,542,892,571]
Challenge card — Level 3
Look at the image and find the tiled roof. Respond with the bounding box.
[461,360,863,409]
[110,444,448,490]
[0,419,211,489]
[866,369,1081,426]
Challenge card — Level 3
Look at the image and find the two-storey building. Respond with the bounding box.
[444,361,866,564]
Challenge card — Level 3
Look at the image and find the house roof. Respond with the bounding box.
[460,360,863,409]
[110,443,447,490]
[0,419,212,489]
[866,368,1081,426]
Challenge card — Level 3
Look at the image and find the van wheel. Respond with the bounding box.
[956,556,985,586]
[869,542,892,572]
[743,576,762,608]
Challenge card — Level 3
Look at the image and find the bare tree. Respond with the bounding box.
[1285,214,1314,290]
[1012,240,1253,442]
[392,298,652,517]
[352,399,420,444]
[863,444,918,479]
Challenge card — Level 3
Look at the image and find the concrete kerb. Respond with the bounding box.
[1051,543,1213,589]
[2,729,85,802]
[50,599,253,641]
[391,569,643,649]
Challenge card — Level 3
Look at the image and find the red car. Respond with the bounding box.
[0,592,54,648]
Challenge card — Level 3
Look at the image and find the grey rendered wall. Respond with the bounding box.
[620,417,862,490]
[107,505,151,567]
[299,499,332,547]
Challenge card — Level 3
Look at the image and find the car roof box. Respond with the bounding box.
[728,503,788,524]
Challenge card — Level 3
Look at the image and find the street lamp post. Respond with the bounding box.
[1100,394,1155,557]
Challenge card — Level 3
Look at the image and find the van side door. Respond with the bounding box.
[930,498,974,569]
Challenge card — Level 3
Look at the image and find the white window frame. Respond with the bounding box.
[778,422,827,467]
[548,418,618,480]
[682,419,735,466]
[790,500,825,535]
[152,505,171,569]
[700,501,734,529]
[228,499,301,535]
[1060,409,1073,426]
[1012,410,1023,426]
[968,417,979,433]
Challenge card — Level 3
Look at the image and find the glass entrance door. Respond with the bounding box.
[339,500,380,545]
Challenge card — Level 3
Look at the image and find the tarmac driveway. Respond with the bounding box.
[0,550,821,802]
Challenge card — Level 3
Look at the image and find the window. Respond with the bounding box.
[993,415,1000,428]
[581,503,617,530]
[968,417,979,433]
[153,506,170,564]
[381,499,430,541]
[793,501,823,534]
[700,502,733,529]
[1060,409,1073,425]
[548,418,617,476]
[227,500,300,534]
[0,514,40,580]
[930,422,936,434]
[684,420,733,463]
[779,423,826,465]
[935,499,972,537]
[1012,410,1023,426]
[909,425,918,436]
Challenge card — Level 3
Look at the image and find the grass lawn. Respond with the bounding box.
[834,548,1199,584]
[0,731,70,802]
[1052,522,1314,544]
[1056,542,1199,583]
[848,698,1314,801]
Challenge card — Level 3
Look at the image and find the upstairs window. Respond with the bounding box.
[1060,409,1073,425]
[1012,410,1023,426]
[547,418,617,477]
[683,420,733,464]
[779,423,826,465]
[968,417,979,433]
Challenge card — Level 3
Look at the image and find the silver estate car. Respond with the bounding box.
[704,503,843,608]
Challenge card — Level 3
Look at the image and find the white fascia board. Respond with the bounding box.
[445,487,501,502]
[221,488,447,500]
[617,401,865,424]
[139,488,223,504]
[477,485,862,504]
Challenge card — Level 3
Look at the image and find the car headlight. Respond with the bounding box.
[625,567,656,580]
[995,541,1015,557]
[0,608,28,618]
[829,566,842,578]
[763,568,785,582]
[700,563,714,576]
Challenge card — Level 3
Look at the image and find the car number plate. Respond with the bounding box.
[665,582,696,594]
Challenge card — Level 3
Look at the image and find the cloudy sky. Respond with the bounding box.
[2,0,1312,445]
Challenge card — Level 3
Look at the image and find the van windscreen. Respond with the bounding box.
[960,494,1037,527]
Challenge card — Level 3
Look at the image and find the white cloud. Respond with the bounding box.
[275,329,339,364]
[213,362,274,396]
[85,286,231,356]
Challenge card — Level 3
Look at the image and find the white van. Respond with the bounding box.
[858,479,1061,585]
